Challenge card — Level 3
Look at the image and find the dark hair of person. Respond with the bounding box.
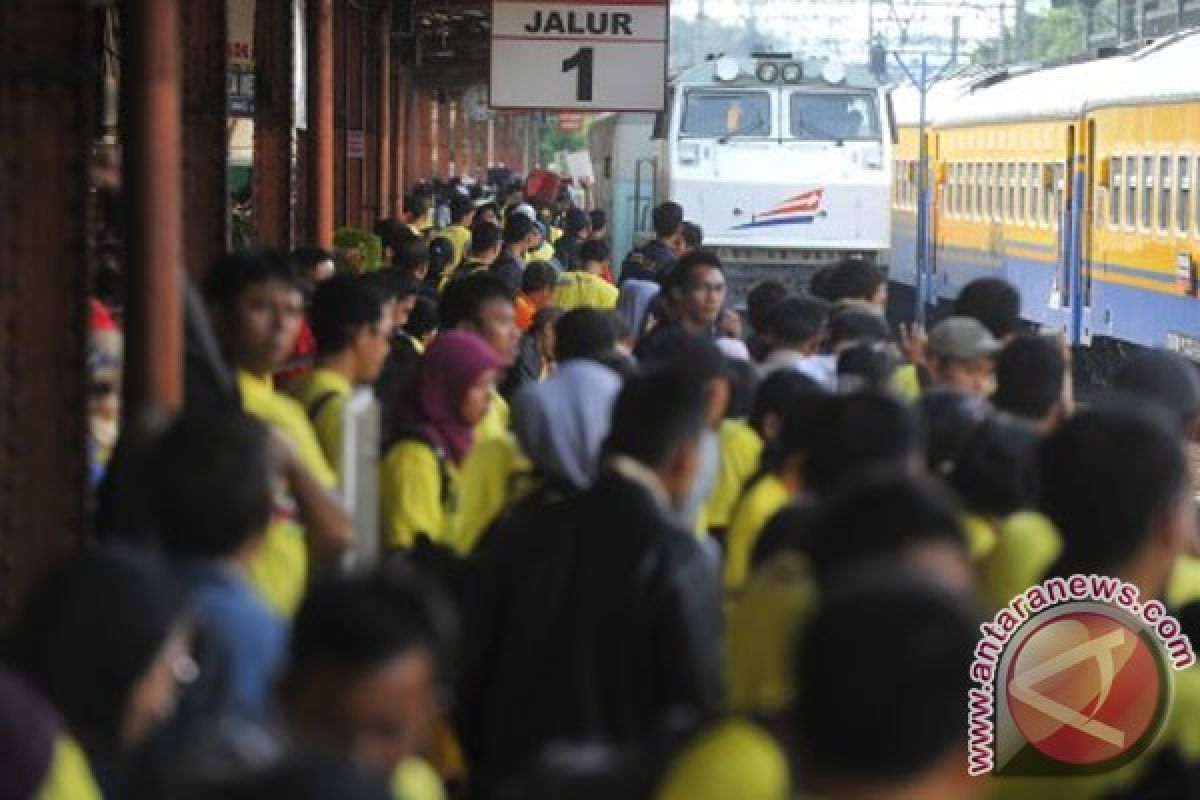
[795,570,978,783]
[666,249,724,293]
[1042,403,1189,576]
[309,274,384,355]
[764,294,829,348]
[754,385,829,483]
[228,751,393,800]
[439,272,514,330]
[579,238,610,266]
[750,501,821,570]
[945,414,1039,518]
[503,212,536,246]
[635,327,725,385]
[404,295,440,340]
[470,221,504,255]
[746,280,788,334]
[1113,349,1200,430]
[808,265,836,302]
[917,387,991,477]
[522,261,560,295]
[530,306,565,342]
[205,249,302,309]
[681,221,704,249]
[449,194,474,224]
[290,246,334,277]
[149,413,272,559]
[374,219,416,256]
[724,358,758,420]
[405,193,430,220]
[952,277,1021,340]
[803,472,967,580]
[394,236,431,272]
[822,258,885,304]
[604,366,709,469]
[827,309,893,350]
[651,201,685,239]
[837,342,898,392]
[8,548,183,760]
[993,335,1066,421]
[554,308,617,363]
[562,208,591,238]
[805,392,923,496]
[286,566,457,689]
[369,267,418,305]
[588,209,607,232]
[428,237,455,284]
[750,369,824,438]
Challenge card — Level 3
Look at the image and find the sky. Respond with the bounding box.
[669,0,1053,64]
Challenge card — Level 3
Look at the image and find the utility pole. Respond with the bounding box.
[951,16,961,65]
[1015,0,1027,60]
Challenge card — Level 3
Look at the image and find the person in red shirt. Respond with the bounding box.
[515,261,559,332]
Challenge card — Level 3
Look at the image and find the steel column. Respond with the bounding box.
[0,0,92,617]
[182,0,229,280]
[122,0,185,426]
[255,0,297,249]
[377,3,392,217]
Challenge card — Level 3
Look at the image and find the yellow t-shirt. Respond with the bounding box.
[655,719,790,800]
[724,474,791,593]
[453,433,534,554]
[553,270,619,312]
[474,389,510,441]
[892,363,922,401]
[380,439,460,548]
[726,551,815,714]
[391,756,447,800]
[705,419,763,532]
[441,224,473,269]
[290,367,353,482]
[239,370,338,617]
[963,513,998,562]
[528,241,556,262]
[37,737,102,800]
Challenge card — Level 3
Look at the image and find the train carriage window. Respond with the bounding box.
[955,163,964,215]
[1043,163,1053,226]
[1159,156,1172,234]
[968,164,976,217]
[976,162,984,218]
[1126,156,1137,228]
[1180,156,1192,234]
[1019,163,1028,223]
[1031,163,1040,224]
[1007,163,1016,222]
[789,92,881,141]
[1110,157,1122,228]
[680,90,771,139]
[1142,155,1154,230]
[985,163,994,219]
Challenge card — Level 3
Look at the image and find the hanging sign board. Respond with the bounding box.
[490,0,667,111]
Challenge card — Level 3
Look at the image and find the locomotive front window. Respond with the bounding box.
[789,92,880,141]
[680,91,771,138]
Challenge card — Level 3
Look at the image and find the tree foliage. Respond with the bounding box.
[972,6,1085,66]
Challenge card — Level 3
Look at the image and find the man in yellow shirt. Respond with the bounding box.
[291,274,391,481]
[205,250,352,616]
[554,239,619,312]
[440,194,475,271]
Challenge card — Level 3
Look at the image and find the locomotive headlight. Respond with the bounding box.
[756,62,780,83]
[781,62,803,83]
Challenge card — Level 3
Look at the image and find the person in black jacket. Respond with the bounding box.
[457,367,724,798]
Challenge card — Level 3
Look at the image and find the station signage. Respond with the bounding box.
[490,0,667,111]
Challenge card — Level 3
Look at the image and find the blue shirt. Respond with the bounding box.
[177,561,286,723]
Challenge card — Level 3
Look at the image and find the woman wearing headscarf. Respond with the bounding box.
[380,330,503,548]
[511,358,623,491]
[6,548,191,798]
[615,279,661,346]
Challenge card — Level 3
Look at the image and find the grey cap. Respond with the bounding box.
[928,316,1002,360]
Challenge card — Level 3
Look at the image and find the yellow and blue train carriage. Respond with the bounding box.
[892,31,1200,352]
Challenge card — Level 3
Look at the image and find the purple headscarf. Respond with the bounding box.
[394,330,502,464]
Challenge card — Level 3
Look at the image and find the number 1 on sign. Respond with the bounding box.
[562,47,594,102]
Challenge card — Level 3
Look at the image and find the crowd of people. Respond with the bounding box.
[15,176,1200,799]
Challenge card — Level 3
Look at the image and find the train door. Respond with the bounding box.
[1078,119,1097,344]
[1053,124,1077,342]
